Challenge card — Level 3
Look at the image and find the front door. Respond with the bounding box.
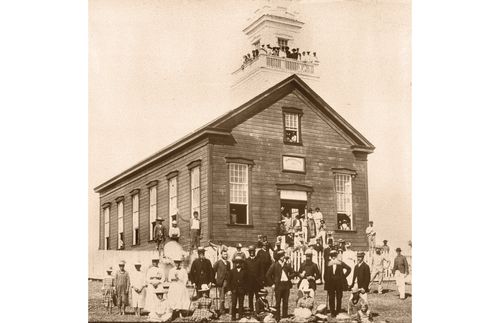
[280,199,307,221]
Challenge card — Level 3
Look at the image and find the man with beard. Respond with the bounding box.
[257,241,273,280]
[213,249,231,313]
[245,245,261,313]
[189,247,215,298]
[298,249,321,294]
[228,255,248,321]
[324,250,351,317]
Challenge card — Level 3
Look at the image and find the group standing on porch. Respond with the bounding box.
[101,210,409,322]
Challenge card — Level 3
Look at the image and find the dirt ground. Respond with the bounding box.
[88,280,411,322]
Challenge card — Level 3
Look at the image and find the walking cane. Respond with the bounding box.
[187,284,197,312]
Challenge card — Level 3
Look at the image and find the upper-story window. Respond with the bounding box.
[277,37,288,49]
[335,174,353,230]
[131,192,140,245]
[229,163,249,225]
[148,184,157,241]
[117,200,124,249]
[103,206,110,250]
[169,175,178,231]
[282,107,303,144]
[190,166,201,218]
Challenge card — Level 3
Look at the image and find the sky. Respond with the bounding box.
[89,0,411,256]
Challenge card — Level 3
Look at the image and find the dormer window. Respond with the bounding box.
[282,107,303,144]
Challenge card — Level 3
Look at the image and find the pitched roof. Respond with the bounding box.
[94,74,374,193]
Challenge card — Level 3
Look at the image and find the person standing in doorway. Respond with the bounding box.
[392,247,409,300]
[265,250,294,321]
[191,212,201,250]
[324,250,351,317]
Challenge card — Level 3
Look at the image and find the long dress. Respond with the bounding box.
[115,270,130,307]
[145,266,165,313]
[130,269,146,308]
[102,275,115,307]
[167,266,191,311]
[148,298,172,322]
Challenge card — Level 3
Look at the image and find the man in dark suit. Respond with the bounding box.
[266,250,294,320]
[213,248,231,313]
[245,245,262,313]
[350,252,371,292]
[257,241,273,282]
[189,247,215,298]
[153,217,168,258]
[298,249,321,292]
[323,238,335,266]
[228,255,247,321]
[324,250,351,317]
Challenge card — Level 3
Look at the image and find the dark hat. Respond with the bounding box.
[383,240,388,243]
[276,250,286,258]
[330,250,338,256]
[248,245,256,252]
[197,247,206,253]
[234,255,244,262]
[357,252,365,257]
[396,247,402,252]
[257,288,268,296]
[369,221,374,224]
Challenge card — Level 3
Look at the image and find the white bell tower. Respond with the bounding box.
[230,0,320,105]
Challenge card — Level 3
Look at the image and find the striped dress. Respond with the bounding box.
[190,296,214,322]
[102,275,115,306]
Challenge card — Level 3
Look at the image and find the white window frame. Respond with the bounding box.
[335,174,353,230]
[284,112,300,143]
[169,177,178,231]
[132,193,139,245]
[104,206,110,250]
[190,166,201,221]
[117,201,124,249]
[149,186,157,240]
[229,163,249,225]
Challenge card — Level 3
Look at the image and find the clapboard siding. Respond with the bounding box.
[98,140,209,250]
[211,90,370,249]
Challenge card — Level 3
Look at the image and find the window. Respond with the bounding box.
[117,201,124,249]
[282,108,303,144]
[229,163,249,224]
[104,206,110,250]
[169,176,178,230]
[335,174,353,230]
[132,193,140,245]
[190,166,200,220]
[149,186,157,240]
[277,37,288,49]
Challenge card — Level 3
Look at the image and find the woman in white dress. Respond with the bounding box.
[144,258,165,313]
[167,257,191,314]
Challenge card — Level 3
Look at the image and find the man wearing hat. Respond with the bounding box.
[324,250,351,317]
[213,249,231,313]
[145,257,165,313]
[323,238,335,266]
[189,246,215,298]
[255,288,270,314]
[392,247,409,299]
[130,261,147,317]
[115,260,131,315]
[365,221,376,255]
[154,217,168,258]
[232,243,247,262]
[227,255,248,320]
[168,220,180,242]
[347,286,367,317]
[350,252,370,293]
[298,249,321,292]
[370,246,390,293]
[265,249,294,320]
[245,245,262,313]
[257,241,272,281]
[382,240,390,255]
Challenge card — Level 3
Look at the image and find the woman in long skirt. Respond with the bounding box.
[101,267,116,314]
[167,258,191,315]
[144,258,165,313]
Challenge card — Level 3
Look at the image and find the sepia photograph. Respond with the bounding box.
[89,0,411,322]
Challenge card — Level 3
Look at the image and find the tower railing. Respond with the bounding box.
[232,53,318,77]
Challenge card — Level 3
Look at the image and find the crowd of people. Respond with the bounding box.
[100,209,410,322]
[241,44,319,70]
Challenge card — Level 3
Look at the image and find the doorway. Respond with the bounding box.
[280,199,307,220]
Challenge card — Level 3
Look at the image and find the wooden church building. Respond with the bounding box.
[94,3,375,253]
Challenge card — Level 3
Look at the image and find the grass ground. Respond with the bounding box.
[89,280,411,322]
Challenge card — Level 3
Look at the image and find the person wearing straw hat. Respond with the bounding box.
[324,250,351,317]
[189,246,215,298]
[255,288,270,315]
[347,286,367,317]
[351,252,371,293]
[130,261,147,317]
[228,255,248,320]
[101,266,116,314]
[145,257,165,313]
[167,256,190,316]
[232,243,247,262]
[115,260,130,315]
[154,217,168,258]
[190,284,215,322]
[293,288,314,320]
[148,285,172,322]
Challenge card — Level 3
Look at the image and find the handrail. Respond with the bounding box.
[232,54,318,76]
